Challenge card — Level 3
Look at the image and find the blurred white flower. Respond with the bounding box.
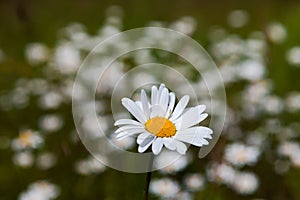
[242,80,272,104]
[170,16,197,35]
[133,49,155,65]
[225,143,260,167]
[97,61,125,94]
[210,35,244,59]
[266,22,287,44]
[75,157,106,175]
[262,95,284,115]
[28,78,49,95]
[278,141,300,157]
[13,151,34,168]
[115,84,212,155]
[39,114,63,132]
[12,130,43,150]
[278,141,300,167]
[110,133,135,150]
[38,91,63,110]
[155,150,190,174]
[174,191,192,200]
[54,43,81,74]
[285,92,300,112]
[25,43,49,65]
[184,173,205,191]
[36,152,57,170]
[150,178,180,199]
[232,172,259,195]
[131,72,157,87]
[286,46,300,67]
[227,10,249,28]
[246,132,266,147]
[19,180,60,200]
[237,59,266,81]
[207,163,236,185]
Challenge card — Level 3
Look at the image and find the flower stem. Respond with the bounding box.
[144,153,154,200]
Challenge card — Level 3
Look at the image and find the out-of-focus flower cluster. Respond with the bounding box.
[0,6,300,200]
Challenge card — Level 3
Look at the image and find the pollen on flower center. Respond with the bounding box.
[145,117,176,138]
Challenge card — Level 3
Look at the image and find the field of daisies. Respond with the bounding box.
[1,1,300,200]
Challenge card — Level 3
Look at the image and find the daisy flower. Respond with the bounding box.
[114,84,213,155]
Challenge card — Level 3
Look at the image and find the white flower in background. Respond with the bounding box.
[278,141,300,157]
[266,22,287,44]
[155,150,191,174]
[227,10,249,28]
[28,78,49,95]
[246,132,266,147]
[262,95,284,115]
[150,178,180,199]
[25,43,49,65]
[285,92,300,112]
[278,141,300,167]
[36,152,57,170]
[174,191,193,200]
[242,80,272,104]
[114,84,212,155]
[237,59,266,81]
[38,91,63,110]
[170,16,197,35]
[75,157,106,175]
[111,133,135,150]
[286,46,300,67]
[184,174,205,191]
[207,163,236,185]
[54,43,81,74]
[39,114,63,132]
[210,36,244,59]
[232,172,259,195]
[19,180,60,200]
[225,143,260,167]
[13,151,34,168]
[12,130,43,150]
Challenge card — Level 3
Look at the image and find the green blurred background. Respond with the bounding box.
[1,0,300,200]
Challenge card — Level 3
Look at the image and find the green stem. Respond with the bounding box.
[144,153,154,200]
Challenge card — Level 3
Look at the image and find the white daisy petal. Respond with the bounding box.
[152,138,164,155]
[115,125,144,133]
[151,86,158,105]
[163,137,176,150]
[175,126,213,147]
[141,89,150,119]
[165,92,175,118]
[138,136,155,153]
[158,84,166,99]
[150,104,165,118]
[135,101,143,110]
[116,133,132,141]
[176,126,213,138]
[159,88,169,114]
[169,95,190,121]
[114,119,143,126]
[174,105,207,130]
[116,128,145,139]
[122,98,147,123]
[137,132,153,144]
[174,140,187,155]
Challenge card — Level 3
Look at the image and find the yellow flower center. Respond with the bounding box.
[19,131,33,146]
[145,117,176,138]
